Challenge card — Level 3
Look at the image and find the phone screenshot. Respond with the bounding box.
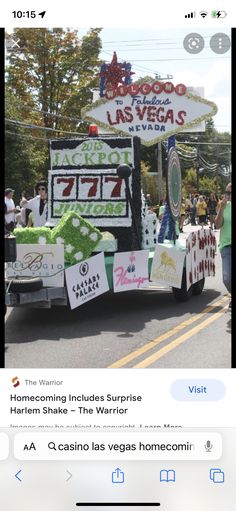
[2,1,234,510]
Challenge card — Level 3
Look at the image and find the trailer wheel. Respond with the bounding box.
[5,277,43,293]
[192,278,205,296]
[172,270,193,302]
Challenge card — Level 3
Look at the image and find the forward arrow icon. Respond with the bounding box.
[66,470,72,482]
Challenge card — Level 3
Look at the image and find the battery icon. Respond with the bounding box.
[211,10,227,18]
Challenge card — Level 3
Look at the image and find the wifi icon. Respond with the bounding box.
[200,11,208,18]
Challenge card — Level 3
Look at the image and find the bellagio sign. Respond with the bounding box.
[82,77,218,146]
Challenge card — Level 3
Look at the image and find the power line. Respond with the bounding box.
[127,57,230,62]
[99,48,167,78]
[5,118,89,136]
[5,130,49,142]
[102,36,217,44]
[5,129,88,141]
[175,141,231,146]
[102,45,229,52]
[5,102,82,123]
[99,45,182,78]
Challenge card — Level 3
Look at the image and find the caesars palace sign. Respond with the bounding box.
[82,77,218,146]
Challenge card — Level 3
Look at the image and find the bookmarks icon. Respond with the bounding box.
[160,469,176,482]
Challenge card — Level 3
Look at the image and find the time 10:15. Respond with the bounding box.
[12,11,36,18]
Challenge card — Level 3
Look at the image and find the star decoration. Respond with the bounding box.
[98,52,135,97]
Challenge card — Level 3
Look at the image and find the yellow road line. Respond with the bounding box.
[134,302,229,368]
[108,296,229,368]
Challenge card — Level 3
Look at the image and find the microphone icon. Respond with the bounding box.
[204,440,213,452]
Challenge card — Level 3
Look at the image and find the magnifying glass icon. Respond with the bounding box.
[48,442,56,451]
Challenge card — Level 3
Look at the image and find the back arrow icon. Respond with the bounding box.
[15,470,22,482]
[66,470,72,482]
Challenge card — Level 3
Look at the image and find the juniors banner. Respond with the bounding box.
[113,250,149,292]
[65,252,109,309]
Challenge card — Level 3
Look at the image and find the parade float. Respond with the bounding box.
[5,53,217,310]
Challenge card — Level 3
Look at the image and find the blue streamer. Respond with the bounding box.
[158,203,169,243]
[168,135,176,151]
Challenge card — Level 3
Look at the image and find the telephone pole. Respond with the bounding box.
[196,147,200,193]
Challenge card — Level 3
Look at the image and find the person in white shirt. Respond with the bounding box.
[19,198,28,226]
[22,181,48,227]
[4,188,18,232]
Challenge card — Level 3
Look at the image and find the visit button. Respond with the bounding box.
[170,379,225,401]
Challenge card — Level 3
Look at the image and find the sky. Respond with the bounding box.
[78,26,231,133]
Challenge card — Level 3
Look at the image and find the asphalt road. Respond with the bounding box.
[5,228,231,368]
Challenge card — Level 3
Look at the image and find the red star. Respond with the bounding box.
[98,52,135,89]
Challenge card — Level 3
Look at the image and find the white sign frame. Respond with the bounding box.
[65,252,109,309]
[185,230,216,290]
[6,244,64,287]
[82,77,217,146]
[150,244,186,289]
[113,250,149,292]
[184,87,206,133]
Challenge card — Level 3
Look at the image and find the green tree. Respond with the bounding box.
[141,143,167,174]
[197,119,231,175]
[5,28,103,197]
[6,28,102,131]
[5,90,48,201]
[198,175,218,195]
[177,119,231,195]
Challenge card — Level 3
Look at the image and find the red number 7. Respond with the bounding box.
[80,177,99,197]
[104,177,123,197]
[56,177,75,196]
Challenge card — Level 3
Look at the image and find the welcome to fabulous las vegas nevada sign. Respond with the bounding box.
[82,76,218,146]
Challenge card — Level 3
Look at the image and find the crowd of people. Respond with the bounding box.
[185,192,220,230]
[175,192,223,231]
[145,191,225,233]
[4,181,48,233]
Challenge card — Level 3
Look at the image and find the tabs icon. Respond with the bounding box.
[210,468,225,483]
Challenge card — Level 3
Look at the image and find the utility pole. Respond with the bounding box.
[154,73,173,203]
[196,146,200,193]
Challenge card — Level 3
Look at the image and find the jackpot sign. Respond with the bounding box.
[81,77,218,146]
[48,137,135,227]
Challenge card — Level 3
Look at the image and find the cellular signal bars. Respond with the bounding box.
[185,12,196,18]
